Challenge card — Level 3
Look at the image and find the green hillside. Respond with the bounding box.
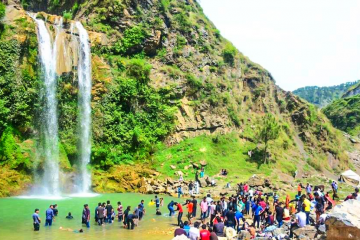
[293,81,359,108]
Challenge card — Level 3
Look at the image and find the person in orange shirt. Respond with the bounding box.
[186,200,194,224]
[285,195,290,209]
[297,184,302,196]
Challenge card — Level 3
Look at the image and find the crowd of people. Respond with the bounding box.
[31,175,360,240]
[171,182,360,239]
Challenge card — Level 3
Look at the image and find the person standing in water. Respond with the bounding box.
[117,202,123,222]
[155,196,160,211]
[82,204,90,228]
[175,202,183,226]
[32,209,41,231]
[105,200,113,223]
[45,205,54,226]
[52,204,58,217]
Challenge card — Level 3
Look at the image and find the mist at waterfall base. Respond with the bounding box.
[29,15,93,198]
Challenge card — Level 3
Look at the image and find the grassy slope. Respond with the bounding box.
[153,132,299,182]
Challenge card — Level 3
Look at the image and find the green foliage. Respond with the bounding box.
[63,11,72,21]
[126,59,152,84]
[113,25,147,55]
[222,43,236,66]
[0,2,5,20]
[91,59,177,167]
[0,39,39,135]
[293,81,359,108]
[258,114,280,164]
[0,127,32,171]
[228,106,240,127]
[186,74,202,90]
[159,0,170,13]
[323,95,360,136]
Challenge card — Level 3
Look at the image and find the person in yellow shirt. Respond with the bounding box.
[301,195,311,225]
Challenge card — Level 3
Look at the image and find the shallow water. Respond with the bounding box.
[0,193,187,240]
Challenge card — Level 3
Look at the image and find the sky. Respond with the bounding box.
[199,0,360,91]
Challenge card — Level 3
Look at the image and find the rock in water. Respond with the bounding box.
[326,199,360,240]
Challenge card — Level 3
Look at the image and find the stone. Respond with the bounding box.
[293,225,317,239]
[166,177,174,185]
[326,200,360,240]
[238,230,251,240]
[246,175,265,187]
[200,160,207,166]
[170,165,176,170]
[175,171,183,176]
[199,178,207,187]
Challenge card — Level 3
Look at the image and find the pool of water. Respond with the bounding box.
[0,193,185,240]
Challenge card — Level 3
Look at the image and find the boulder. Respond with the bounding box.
[199,178,207,187]
[293,225,317,239]
[326,200,360,240]
[166,177,174,185]
[200,160,207,166]
[246,175,265,187]
[170,165,176,170]
[238,230,251,240]
[139,184,153,194]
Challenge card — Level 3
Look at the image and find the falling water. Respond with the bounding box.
[75,22,92,193]
[33,17,62,195]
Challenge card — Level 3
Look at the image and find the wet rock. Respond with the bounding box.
[326,200,360,240]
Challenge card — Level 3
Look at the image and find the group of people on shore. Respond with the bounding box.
[172,182,360,239]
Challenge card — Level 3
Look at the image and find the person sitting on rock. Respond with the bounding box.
[289,210,306,238]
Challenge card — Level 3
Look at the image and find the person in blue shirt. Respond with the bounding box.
[155,196,160,210]
[245,198,251,215]
[253,202,263,229]
[178,186,183,198]
[183,221,191,236]
[168,200,176,216]
[45,205,54,226]
[235,209,243,232]
[138,200,145,220]
[32,209,41,231]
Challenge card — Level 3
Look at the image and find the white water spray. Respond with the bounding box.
[75,22,92,193]
[33,17,62,195]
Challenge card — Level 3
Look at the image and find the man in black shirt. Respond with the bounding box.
[192,196,197,217]
[275,203,284,227]
[53,204,58,217]
[225,207,236,228]
[105,200,114,223]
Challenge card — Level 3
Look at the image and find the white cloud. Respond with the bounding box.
[200,0,360,91]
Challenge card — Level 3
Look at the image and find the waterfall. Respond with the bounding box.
[33,17,62,195]
[75,22,92,193]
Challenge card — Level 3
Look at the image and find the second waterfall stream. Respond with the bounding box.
[32,15,92,195]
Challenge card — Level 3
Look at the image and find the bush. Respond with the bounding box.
[113,25,147,55]
[63,11,72,21]
[126,59,152,84]
[222,44,237,66]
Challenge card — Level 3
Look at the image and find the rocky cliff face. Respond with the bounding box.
[0,0,354,195]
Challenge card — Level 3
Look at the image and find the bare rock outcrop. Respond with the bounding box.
[326,200,360,240]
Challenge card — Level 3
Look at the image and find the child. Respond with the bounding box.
[160,198,164,207]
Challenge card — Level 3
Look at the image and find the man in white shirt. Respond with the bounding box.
[249,188,254,200]
[290,211,306,238]
[189,222,200,240]
[296,211,307,228]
